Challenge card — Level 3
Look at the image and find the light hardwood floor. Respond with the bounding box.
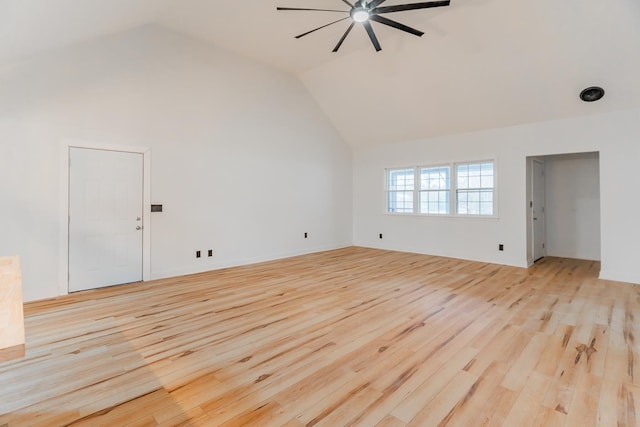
[0,256,25,362]
[0,247,638,426]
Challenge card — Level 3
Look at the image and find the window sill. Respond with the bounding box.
[384,212,500,220]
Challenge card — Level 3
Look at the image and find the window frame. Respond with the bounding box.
[453,160,497,217]
[385,159,498,218]
[418,164,452,215]
[386,167,417,214]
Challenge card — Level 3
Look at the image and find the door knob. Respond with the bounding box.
[136,226,142,230]
[533,217,538,221]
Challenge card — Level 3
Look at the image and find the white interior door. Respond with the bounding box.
[69,148,143,292]
[532,159,546,261]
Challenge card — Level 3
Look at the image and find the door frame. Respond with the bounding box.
[526,156,545,266]
[59,139,151,296]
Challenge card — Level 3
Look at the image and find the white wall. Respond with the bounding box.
[353,109,640,285]
[544,152,600,260]
[0,25,353,302]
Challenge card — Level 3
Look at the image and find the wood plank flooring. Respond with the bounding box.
[0,256,25,362]
[0,247,639,426]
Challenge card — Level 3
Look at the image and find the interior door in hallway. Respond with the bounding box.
[532,159,546,261]
[68,148,143,292]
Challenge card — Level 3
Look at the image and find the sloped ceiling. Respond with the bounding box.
[2,0,640,147]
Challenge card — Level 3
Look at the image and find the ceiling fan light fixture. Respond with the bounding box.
[351,8,370,22]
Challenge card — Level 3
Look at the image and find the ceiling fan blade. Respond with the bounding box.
[277,7,349,12]
[333,22,355,52]
[341,0,354,6]
[369,14,424,37]
[372,0,450,14]
[363,21,382,51]
[368,0,387,8]
[295,17,351,39]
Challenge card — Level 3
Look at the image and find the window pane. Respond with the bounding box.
[388,169,414,191]
[457,193,468,214]
[480,202,493,215]
[457,161,494,189]
[419,190,449,214]
[388,191,414,213]
[456,164,468,189]
[480,176,494,188]
[481,162,493,173]
[420,166,450,191]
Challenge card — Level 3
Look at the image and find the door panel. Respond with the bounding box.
[532,160,546,261]
[69,148,143,292]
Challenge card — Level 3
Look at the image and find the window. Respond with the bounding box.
[387,168,414,213]
[419,166,450,214]
[386,160,496,216]
[455,161,495,215]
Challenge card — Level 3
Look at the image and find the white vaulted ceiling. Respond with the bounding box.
[2,0,640,146]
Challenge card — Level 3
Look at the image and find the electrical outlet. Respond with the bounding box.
[379,233,383,239]
[208,250,213,257]
[196,250,201,258]
[304,232,308,239]
[499,244,504,251]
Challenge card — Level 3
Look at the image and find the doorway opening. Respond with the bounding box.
[526,152,601,265]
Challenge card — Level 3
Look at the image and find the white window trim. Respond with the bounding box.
[386,167,418,214]
[453,159,498,217]
[418,164,452,215]
[385,158,498,219]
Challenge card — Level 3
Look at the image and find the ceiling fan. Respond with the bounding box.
[277,0,450,52]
